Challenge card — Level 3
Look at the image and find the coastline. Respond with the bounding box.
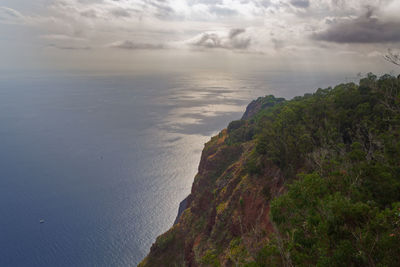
[173,196,189,225]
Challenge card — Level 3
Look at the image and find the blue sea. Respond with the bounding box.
[0,70,349,266]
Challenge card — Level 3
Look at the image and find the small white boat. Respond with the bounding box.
[39,219,45,224]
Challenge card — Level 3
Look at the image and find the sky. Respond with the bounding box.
[1,0,400,74]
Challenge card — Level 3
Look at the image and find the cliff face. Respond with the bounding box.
[140,74,400,267]
[139,98,285,266]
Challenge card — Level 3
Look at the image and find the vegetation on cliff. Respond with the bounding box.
[140,73,400,267]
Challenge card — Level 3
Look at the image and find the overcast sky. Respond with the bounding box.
[1,0,399,74]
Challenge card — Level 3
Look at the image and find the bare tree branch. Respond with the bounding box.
[384,49,400,67]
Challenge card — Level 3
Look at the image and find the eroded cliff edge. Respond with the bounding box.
[140,74,400,267]
[140,95,284,266]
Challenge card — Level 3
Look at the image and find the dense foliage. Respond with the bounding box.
[140,74,400,267]
[251,73,400,266]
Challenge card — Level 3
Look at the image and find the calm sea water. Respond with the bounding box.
[0,71,349,266]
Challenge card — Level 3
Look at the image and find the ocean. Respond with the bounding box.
[0,70,349,266]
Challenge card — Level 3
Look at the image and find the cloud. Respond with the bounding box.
[271,38,284,50]
[208,6,238,16]
[290,0,310,9]
[0,6,24,24]
[110,8,132,18]
[47,44,92,50]
[111,40,165,50]
[3,0,399,66]
[145,0,174,19]
[41,34,87,41]
[229,28,245,39]
[312,8,400,43]
[80,9,98,18]
[194,33,222,48]
[192,28,251,50]
[260,0,272,8]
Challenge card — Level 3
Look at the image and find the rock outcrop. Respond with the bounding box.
[140,74,400,267]
[139,97,285,266]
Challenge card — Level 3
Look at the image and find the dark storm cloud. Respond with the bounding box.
[113,40,165,50]
[290,0,310,8]
[313,9,400,43]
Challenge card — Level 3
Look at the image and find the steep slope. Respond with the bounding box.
[140,73,400,267]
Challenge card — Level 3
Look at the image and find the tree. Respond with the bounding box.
[384,49,400,67]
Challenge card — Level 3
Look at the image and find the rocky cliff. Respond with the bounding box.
[139,97,284,266]
[140,74,400,267]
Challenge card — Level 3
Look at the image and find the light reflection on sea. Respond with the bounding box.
[0,70,350,266]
